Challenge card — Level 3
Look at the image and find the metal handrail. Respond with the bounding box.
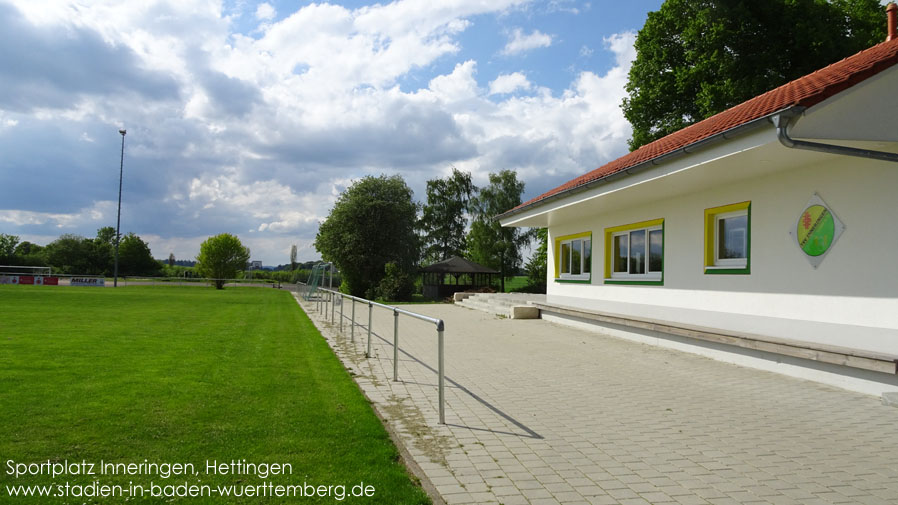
[305,286,447,425]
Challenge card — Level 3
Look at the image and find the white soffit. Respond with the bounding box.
[791,65,898,142]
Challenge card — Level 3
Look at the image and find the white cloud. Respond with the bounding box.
[186,173,335,234]
[501,28,553,56]
[0,201,116,229]
[425,60,479,103]
[0,0,639,265]
[489,72,531,95]
[604,30,637,67]
[255,2,275,21]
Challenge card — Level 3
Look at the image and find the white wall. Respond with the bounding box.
[546,152,898,353]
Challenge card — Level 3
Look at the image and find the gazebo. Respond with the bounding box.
[421,256,499,299]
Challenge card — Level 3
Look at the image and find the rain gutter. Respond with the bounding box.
[772,107,898,163]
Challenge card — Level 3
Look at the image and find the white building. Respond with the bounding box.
[500,25,898,396]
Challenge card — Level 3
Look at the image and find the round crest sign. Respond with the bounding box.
[789,194,844,268]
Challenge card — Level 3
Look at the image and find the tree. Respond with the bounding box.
[14,241,41,256]
[467,170,533,292]
[315,175,419,299]
[0,234,19,263]
[419,168,475,264]
[622,0,885,150]
[118,232,161,276]
[44,234,95,274]
[290,244,298,271]
[524,228,548,293]
[91,227,115,275]
[96,226,116,247]
[12,241,47,267]
[168,253,176,267]
[195,233,251,289]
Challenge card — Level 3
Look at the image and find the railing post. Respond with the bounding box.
[331,291,335,323]
[351,298,356,342]
[366,302,373,358]
[393,309,399,382]
[339,294,344,332]
[438,326,445,425]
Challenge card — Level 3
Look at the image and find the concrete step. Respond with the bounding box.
[456,293,546,318]
[457,299,506,315]
[465,295,541,308]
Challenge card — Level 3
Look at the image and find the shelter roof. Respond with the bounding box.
[421,256,499,274]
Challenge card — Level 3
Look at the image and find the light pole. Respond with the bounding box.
[113,129,126,288]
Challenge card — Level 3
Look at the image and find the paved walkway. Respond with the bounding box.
[295,295,898,505]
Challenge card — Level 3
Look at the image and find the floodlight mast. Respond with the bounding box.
[113,129,126,288]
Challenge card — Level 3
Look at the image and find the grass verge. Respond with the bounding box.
[0,285,430,504]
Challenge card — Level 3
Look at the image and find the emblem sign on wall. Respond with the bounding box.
[789,193,844,269]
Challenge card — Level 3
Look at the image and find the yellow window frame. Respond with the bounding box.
[553,231,592,282]
[704,201,751,275]
[603,218,664,282]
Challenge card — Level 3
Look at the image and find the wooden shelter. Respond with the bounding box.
[421,256,499,299]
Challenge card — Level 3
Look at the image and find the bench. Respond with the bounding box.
[532,302,898,375]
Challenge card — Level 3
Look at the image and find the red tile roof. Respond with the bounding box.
[504,37,898,218]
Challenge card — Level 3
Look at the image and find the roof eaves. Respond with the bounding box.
[497,106,795,223]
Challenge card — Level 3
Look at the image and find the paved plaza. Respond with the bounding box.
[295,295,898,505]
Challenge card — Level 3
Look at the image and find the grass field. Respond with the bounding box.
[0,285,430,504]
[502,275,529,292]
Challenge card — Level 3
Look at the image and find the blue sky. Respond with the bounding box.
[0,0,663,265]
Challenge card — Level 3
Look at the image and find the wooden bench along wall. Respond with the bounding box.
[532,302,898,376]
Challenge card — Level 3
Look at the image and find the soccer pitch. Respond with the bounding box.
[0,285,429,504]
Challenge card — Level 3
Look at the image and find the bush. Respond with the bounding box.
[375,262,414,302]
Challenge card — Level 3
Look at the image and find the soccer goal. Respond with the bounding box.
[0,265,52,276]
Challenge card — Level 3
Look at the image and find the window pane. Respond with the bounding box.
[630,230,645,274]
[613,235,628,273]
[571,240,581,275]
[583,239,591,274]
[561,242,571,274]
[718,215,747,259]
[649,229,663,272]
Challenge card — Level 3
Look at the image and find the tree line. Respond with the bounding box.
[0,227,342,288]
[315,168,545,301]
[1,227,161,277]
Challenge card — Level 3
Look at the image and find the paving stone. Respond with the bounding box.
[296,296,898,505]
[442,492,473,505]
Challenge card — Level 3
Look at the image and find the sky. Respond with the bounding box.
[0,0,664,266]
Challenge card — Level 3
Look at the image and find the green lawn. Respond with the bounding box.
[502,275,528,292]
[0,285,430,504]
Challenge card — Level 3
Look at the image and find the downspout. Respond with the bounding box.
[772,108,898,163]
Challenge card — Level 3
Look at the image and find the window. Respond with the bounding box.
[704,201,750,274]
[555,232,592,282]
[604,218,664,284]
